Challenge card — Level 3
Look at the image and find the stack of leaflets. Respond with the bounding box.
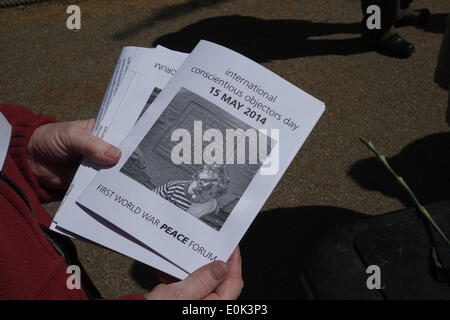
[51,41,325,278]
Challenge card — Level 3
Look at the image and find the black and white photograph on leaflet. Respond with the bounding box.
[121,87,275,231]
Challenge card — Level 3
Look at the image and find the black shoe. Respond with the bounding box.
[375,33,415,59]
[395,9,431,28]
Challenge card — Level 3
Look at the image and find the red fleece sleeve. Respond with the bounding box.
[0,104,58,203]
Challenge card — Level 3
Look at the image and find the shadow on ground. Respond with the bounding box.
[151,15,369,62]
[349,132,450,207]
[130,205,366,299]
[113,0,237,40]
[414,13,448,34]
[447,96,450,125]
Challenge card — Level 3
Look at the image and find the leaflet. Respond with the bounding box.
[51,46,188,279]
[0,112,11,171]
[52,46,153,228]
[77,40,325,273]
[93,46,140,136]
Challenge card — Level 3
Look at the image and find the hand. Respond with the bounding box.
[146,247,243,300]
[27,119,121,189]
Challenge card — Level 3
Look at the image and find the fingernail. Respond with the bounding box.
[209,262,227,280]
[104,146,121,160]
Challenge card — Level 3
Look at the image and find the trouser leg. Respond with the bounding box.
[399,0,414,18]
[400,0,413,9]
[361,0,400,44]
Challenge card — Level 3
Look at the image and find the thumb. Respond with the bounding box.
[66,124,122,165]
[146,261,228,300]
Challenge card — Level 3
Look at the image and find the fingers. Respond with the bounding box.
[146,261,228,300]
[146,249,243,300]
[64,120,122,165]
[84,118,96,132]
[207,247,243,300]
[179,261,228,299]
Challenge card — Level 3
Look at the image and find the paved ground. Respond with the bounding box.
[1,0,449,298]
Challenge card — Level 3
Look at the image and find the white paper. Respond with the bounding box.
[77,40,325,273]
[52,47,152,228]
[0,112,12,171]
[93,46,139,136]
[53,47,146,230]
[95,47,157,139]
[52,46,189,278]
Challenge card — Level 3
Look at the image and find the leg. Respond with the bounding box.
[361,0,415,58]
[400,0,413,9]
[396,0,430,28]
[361,0,399,44]
[399,0,414,16]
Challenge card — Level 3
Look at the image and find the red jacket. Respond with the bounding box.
[0,104,144,300]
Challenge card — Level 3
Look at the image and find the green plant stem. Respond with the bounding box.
[360,137,450,248]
